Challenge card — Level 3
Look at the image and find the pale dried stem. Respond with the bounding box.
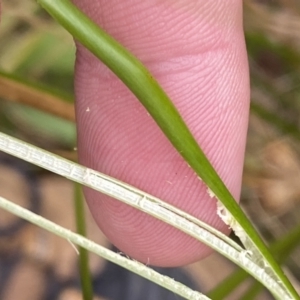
[0,75,75,122]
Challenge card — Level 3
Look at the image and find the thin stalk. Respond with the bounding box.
[0,132,291,300]
[0,71,75,121]
[207,269,248,300]
[73,183,93,300]
[29,0,299,298]
[208,219,300,299]
[0,195,208,300]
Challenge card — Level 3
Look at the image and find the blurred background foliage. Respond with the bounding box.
[0,0,75,151]
[0,0,300,299]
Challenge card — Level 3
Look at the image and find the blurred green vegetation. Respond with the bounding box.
[0,0,300,299]
[0,0,75,149]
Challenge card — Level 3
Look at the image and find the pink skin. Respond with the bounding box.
[0,0,249,267]
[73,0,249,267]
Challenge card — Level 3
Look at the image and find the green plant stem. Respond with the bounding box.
[35,0,299,298]
[0,195,207,300]
[208,220,300,299]
[207,268,248,299]
[0,131,289,299]
[73,183,93,300]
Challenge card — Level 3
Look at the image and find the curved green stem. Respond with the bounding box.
[208,219,300,299]
[34,0,299,298]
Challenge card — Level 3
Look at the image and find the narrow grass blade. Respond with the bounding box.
[0,132,293,300]
[73,183,93,300]
[28,0,300,298]
[0,195,208,300]
[208,219,300,299]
